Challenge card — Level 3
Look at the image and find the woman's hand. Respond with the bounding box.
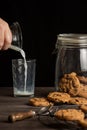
[0,18,12,50]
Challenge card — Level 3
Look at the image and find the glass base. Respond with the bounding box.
[14,94,34,97]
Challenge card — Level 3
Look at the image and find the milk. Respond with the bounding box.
[10,45,28,93]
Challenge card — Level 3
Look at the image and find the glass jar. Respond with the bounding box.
[10,22,23,49]
[55,34,87,92]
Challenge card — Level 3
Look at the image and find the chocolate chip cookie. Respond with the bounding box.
[77,75,87,84]
[47,91,71,104]
[29,97,53,107]
[80,105,87,113]
[58,72,81,96]
[54,109,85,121]
[78,119,87,128]
[69,97,87,105]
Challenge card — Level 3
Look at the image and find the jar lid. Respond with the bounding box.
[56,34,87,48]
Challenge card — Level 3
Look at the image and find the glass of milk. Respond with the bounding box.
[12,58,36,97]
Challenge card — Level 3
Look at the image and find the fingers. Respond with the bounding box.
[0,21,4,49]
[0,18,12,50]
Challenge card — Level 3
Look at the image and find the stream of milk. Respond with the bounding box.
[10,45,27,93]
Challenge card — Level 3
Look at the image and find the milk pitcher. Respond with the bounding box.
[10,22,23,50]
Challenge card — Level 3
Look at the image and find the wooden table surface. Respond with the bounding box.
[0,87,85,130]
[0,87,56,130]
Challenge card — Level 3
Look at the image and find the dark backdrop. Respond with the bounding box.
[0,1,87,87]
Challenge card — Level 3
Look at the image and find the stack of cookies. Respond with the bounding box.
[58,72,87,98]
[28,72,87,128]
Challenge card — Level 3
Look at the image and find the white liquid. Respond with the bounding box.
[20,49,27,92]
[10,45,27,92]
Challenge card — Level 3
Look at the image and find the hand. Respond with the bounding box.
[0,18,12,50]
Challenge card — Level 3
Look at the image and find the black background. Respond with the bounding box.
[0,1,87,87]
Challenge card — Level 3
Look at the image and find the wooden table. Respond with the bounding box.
[0,87,56,130]
[0,87,84,130]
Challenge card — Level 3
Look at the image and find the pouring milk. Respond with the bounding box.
[10,45,28,94]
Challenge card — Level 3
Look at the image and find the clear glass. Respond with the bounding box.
[12,59,36,97]
[55,34,87,91]
[10,22,23,48]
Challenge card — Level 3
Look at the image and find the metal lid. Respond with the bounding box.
[56,34,87,48]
